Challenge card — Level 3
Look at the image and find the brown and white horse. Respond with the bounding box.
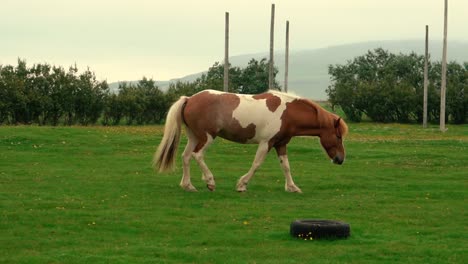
[153,89,348,193]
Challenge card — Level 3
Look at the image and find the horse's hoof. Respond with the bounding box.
[181,184,197,192]
[206,184,216,191]
[236,182,247,192]
[236,185,247,192]
[286,185,302,193]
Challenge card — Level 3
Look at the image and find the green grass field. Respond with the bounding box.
[1,124,467,263]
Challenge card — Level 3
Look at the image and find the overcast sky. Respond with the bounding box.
[1,0,467,82]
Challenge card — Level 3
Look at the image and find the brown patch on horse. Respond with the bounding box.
[267,99,320,149]
[183,91,257,147]
[218,122,256,143]
[253,93,281,112]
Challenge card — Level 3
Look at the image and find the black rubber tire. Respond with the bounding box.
[290,219,350,240]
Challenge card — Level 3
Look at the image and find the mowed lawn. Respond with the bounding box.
[0,124,466,263]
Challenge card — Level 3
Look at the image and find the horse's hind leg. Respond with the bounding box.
[192,133,216,191]
[236,141,270,192]
[180,129,198,191]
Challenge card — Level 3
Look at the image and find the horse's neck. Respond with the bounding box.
[293,123,323,137]
[289,99,331,137]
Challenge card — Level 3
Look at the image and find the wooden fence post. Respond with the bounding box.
[284,20,289,93]
[269,4,275,89]
[224,12,229,92]
[440,0,448,132]
[423,25,429,128]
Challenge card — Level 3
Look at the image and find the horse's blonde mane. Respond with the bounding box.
[268,89,301,99]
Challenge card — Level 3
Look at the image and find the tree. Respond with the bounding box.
[102,93,124,125]
[197,58,280,94]
[117,82,139,125]
[239,58,280,94]
[48,66,69,125]
[111,78,165,125]
[136,77,165,124]
[445,62,467,124]
[27,63,53,125]
[327,62,363,122]
[197,62,242,93]
[74,68,109,125]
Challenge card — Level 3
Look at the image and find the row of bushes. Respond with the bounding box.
[0,60,108,125]
[0,59,279,126]
[327,48,467,123]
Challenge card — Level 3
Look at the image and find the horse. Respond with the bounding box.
[153,89,348,193]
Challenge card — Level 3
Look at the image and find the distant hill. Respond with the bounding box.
[109,40,468,100]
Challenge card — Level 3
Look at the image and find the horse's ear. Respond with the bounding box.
[334,118,341,128]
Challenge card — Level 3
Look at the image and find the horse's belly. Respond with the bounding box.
[229,99,285,143]
[217,119,278,144]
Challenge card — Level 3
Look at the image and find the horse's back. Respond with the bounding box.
[183,90,296,143]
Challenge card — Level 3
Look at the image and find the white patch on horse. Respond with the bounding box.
[232,93,296,143]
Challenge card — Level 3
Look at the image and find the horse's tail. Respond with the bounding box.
[153,96,188,173]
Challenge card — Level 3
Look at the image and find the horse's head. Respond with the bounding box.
[319,117,348,165]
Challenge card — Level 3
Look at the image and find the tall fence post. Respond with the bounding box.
[423,25,429,128]
[224,12,229,92]
[269,4,275,90]
[284,20,289,93]
[440,0,448,132]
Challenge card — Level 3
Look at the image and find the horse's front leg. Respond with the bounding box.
[236,141,270,192]
[275,145,302,193]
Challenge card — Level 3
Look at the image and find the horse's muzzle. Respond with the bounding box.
[333,156,344,165]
